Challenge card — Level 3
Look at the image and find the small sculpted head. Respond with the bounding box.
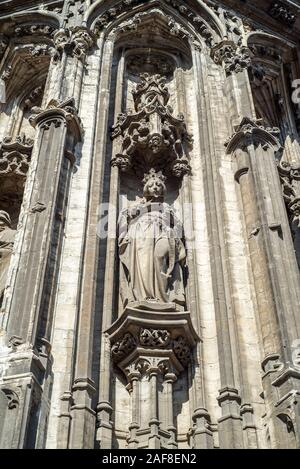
[143,169,166,201]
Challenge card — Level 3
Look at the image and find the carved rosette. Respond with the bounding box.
[111,73,193,177]
[0,135,34,180]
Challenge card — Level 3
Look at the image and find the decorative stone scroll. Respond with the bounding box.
[111,73,192,177]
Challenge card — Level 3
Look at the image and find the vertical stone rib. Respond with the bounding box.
[69,37,114,449]
[95,44,125,449]
[193,49,244,448]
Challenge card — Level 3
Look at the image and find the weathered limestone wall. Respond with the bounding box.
[0,0,300,449]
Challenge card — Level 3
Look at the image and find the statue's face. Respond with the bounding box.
[145,178,165,199]
[0,220,6,231]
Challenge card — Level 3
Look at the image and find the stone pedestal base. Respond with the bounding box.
[106,304,199,448]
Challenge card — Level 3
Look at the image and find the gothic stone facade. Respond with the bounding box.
[0,0,300,450]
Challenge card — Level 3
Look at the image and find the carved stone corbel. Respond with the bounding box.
[107,305,199,448]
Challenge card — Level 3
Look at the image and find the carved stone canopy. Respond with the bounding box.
[111,73,192,177]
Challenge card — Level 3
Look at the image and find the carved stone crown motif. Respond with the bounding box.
[111,73,192,177]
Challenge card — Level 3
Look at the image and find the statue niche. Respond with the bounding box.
[118,169,186,310]
[0,211,16,304]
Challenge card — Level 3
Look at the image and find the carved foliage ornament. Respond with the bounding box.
[0,135,33,179]
[140,329,171,348]
[111,329,191,368]
[53,27,95,59]
[278,161,300,228]
[111,332,137,362]
[269,2,297,27]
[212,41,251,75]
[111,73,192,177]
[93,1,216,47]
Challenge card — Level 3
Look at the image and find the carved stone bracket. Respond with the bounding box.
[0,134,34,181]
[211,40,251,75]
[111,73,192,177]
[107,306,199,381]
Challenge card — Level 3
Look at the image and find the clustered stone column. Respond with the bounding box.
[226,117,300,449]
[0,98,82,448]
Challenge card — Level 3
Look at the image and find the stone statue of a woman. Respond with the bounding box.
[118,169,186,309]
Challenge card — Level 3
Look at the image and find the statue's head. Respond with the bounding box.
[0,211,11,231]
[143,169,166,200]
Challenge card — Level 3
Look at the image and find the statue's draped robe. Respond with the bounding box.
[0,227,15,298]
[118,202,186,306]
